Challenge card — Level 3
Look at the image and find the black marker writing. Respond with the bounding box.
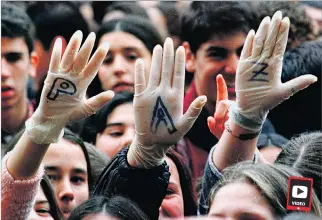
[46,77,77,100]
[150,96,177,134]
[249,62,269,82]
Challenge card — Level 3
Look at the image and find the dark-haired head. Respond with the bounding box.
[103,2,149,23]
[276,131,322,201]
[181,1,258,54]
[163,148,197,217]
[87,16,162,97]
[81,92,134,159]
[2,2,35,54]
[68,195,148,220]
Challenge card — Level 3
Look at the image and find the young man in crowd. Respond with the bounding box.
[1,3,39,148]
[177,2,276,183]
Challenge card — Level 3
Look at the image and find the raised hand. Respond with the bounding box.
[231,11,317,132]
[25,31,114,144]
[128,38,207,168]
[207,75,232,139]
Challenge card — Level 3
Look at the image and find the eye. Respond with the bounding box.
[47,174,59,181]
[71,176,85,184]
[109,131,124,137]
[166,188,175,196]
[126,53,139,61]
[36,208,51,216]
[5,53,22,63]
[103,53,113,64]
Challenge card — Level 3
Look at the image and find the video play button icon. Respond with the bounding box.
[292,185,308,199]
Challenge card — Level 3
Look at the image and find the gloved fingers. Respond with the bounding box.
[60,30,83,73]
[178,95,207,134]
[147,45,162,90]
[72,32,96,74]
[251,16,270,58]
[281,74,318,100]
[49,38,62,73]
[240,29,255,60]
[272,17,290,58]
[134,59,146,96]
[172,46,185,93]
[160,38,174,89]
[84,90,115,114]
[262,11,283,58]
[216,74,228,107]
[82,42,110,79]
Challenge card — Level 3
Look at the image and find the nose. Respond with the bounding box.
[57,177,75,203]
[120,127,135,148]
[1,58,11,79]
[224,53,239,75]
[112,55,127,77]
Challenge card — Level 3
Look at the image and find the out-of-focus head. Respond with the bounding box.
[81,92,134,160]
[26,1,89,94]
[87,16,162,97]
[103,2,149,23]
[1,2,38,111]
[181,2,258,108]
[208,162,322,219]
[255,1,318,50]
[159,149,197,218]
[68,196,148,220]
[257,133,288,163]
[300,1,322,37]
[28,175,64,220]
[276,131,322,202]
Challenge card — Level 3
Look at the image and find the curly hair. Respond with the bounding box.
[254,1,317,51]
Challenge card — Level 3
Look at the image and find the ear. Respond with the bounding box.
[29,51,39,78]
[182,41,196,73]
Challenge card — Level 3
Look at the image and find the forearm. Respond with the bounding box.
[212,118,259,172]
[6,131,49,180]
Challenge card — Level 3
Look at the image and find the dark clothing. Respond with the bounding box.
[93,147,170,220]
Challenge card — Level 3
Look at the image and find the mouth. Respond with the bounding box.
[112,82,134,93]
[1,86,14,99]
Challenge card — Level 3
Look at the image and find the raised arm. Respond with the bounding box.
[2,31,113,220]
[211,11,317,171]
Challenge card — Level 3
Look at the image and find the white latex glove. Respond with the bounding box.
[127,38,207,168]
[26,31,114,144]
[230,11,318,132]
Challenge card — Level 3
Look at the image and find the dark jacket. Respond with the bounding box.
[92,147,170,220]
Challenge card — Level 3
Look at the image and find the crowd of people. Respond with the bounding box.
[1,1,322,220]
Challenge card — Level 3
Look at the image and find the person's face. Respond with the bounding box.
[98,31,152,93]
[28,187,54,220]
[83,213,114,220]
[159,157,184,218]
[187,33,246,112]
[1,37,37,110]
[209,181,275,220]
[96,103,135,159]
[43,139,89,219]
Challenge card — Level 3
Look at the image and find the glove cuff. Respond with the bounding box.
[25,111,64,144]
[229,103,266,132]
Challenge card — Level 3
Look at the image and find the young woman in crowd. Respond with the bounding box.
[81,91,198,217]
[87,15,163,97]
[28,175,64,220]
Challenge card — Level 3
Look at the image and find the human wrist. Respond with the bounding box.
[229,103,267,132]
[225,118,261,141]
[25,109,65,144]
[127,137,167,169]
